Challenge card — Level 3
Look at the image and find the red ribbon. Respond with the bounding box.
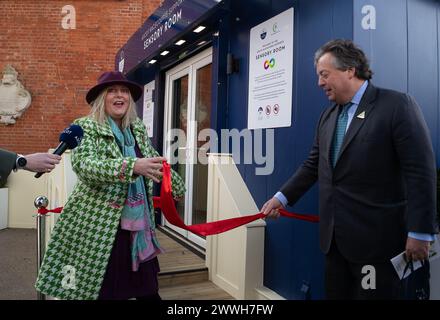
[36,162,319,235]
[38,207,63,215]
[154,162,319,237]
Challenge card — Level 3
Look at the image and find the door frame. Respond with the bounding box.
[162,47,213,248]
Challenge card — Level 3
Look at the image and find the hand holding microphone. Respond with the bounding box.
[34,124,84,178]
[24,153,62,173]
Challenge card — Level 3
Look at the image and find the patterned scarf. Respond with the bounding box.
[108,117,162,271]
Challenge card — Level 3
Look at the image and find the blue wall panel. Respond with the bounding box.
[224,0,355,299]
[354,0,440,165]
[226,0,272,213]
[408,0,439,162]
[354,0,408,93]
[438,0,440,164]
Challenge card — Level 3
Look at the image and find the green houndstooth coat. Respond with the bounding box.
[35,116,185,300]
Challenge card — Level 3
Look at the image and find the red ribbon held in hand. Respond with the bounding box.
[37,162,319,234]
[153,162,319,237]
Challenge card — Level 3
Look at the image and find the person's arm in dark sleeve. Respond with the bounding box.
[392,94,438,235]
[0,148,17,187]
[262,109,326,217]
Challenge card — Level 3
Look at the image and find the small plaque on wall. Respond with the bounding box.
[143,80,155,138]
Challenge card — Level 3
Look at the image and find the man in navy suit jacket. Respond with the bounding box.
[262,39,438,299]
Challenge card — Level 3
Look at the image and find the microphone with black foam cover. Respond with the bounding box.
[35,124,84,178]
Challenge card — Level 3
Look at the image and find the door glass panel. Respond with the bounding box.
[191,64,212,235]
[171,75,188,222]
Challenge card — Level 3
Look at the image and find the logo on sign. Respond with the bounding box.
[260,28,267,40]
[264,58,275,70]
[265,105,271,115]
[273,104,280,114]
[257,106,264,120]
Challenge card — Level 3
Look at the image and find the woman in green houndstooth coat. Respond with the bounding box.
[35,71,185,300]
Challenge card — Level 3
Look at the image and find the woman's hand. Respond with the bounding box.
[133,156,167,183]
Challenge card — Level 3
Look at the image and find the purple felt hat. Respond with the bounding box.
[86,71,143,104]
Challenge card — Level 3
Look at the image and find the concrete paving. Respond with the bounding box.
[0,228,232,300]
[0,228,38,300]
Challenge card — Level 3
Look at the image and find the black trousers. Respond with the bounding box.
[325,239,403,300]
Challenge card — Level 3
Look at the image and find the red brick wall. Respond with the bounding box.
[0,0,161,154]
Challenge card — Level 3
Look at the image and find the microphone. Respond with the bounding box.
[35,124,84,178]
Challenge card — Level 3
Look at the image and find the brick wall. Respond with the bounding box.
[0,0,161,154]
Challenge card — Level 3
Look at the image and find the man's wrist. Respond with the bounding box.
[274,192,288,208]
[408,232,435,242]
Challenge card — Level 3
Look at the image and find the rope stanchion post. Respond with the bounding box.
[34,196,48,301]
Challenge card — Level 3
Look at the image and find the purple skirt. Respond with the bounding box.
[97,226,161,300]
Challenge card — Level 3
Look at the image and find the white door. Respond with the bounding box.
[163,48,212,248]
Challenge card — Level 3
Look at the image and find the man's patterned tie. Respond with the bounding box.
[330,103,352,168]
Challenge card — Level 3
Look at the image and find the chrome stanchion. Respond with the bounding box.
[34,196,48,301]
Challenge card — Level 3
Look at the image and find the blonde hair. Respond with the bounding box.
[88,86,138,129]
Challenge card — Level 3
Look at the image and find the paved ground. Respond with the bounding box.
[0,228,38,300]
[0,228,232,300]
